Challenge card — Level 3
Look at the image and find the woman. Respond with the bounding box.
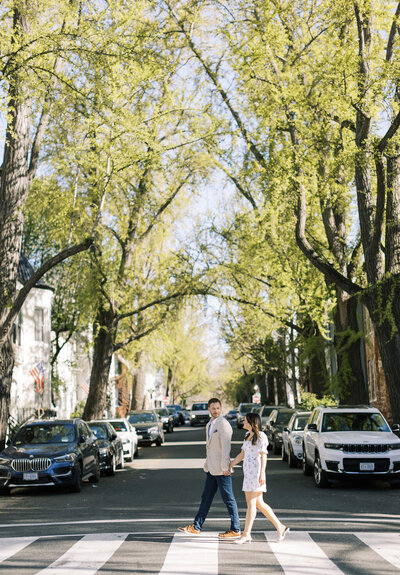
[229,412,290,544]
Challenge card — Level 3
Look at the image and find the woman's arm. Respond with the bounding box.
[229,449,244,470]
[259,451,267,485]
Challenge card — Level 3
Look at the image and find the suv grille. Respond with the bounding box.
[341,444,389,453]
[11,458,51,472]
[343,458,390,472]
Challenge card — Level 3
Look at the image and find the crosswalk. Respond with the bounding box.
[0,531,399,574]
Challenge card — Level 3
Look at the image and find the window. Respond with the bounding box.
[34,308,45,341]
[12,312,22,346]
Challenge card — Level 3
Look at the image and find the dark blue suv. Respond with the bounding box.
[0,419,100,494]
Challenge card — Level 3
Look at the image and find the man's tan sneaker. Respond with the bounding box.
[218,530,241,539]
[178,525,201,535]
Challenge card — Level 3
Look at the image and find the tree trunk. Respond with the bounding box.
[0,334,14,450]
[82,307,115,420]
[130,351,147,410]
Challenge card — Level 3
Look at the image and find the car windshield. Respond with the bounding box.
[239,404,255,414]
[89,424,108,439]
[156,409,169,416]
[261,407,274,417]
[293,416,310,431]
[321,412,391,432]
[128,412,157,424]
[14,424,75,445]
[109,421,127,432]
[277,411,294,425]
[192,403,208,410]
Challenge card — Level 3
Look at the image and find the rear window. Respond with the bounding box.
[277,411,294,425]
[239,404,255,414]
[110,421,127,432]
[192,403,208,410]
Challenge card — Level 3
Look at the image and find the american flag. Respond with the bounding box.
[30,361,45,394]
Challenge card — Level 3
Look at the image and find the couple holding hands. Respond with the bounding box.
[179,397,290,544]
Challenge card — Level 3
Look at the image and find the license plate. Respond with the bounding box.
[23,472,38,480]
[360,462,374,471]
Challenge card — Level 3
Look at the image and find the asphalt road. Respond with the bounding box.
[0,422,399,574]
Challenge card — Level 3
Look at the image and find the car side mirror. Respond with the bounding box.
[111,433,118,440]
[79,434,87,443]
[307,423,318,431]
[391,423,400,433]
[283,427,289,432]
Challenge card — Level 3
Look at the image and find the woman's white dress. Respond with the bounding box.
[241,431,269,492]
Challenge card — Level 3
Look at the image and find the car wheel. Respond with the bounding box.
[155,436,162,446]
[127,443,133,462]
[106,455,116,476]
[314,455,329,488]
[117,451,125,469]
[273,440,281,455]
[89,457,101,483]
[190,421,195,427]
[302,448,313,476]
[168,422,173,433]
[70,462,83,492]
[288,447,298,468]
[134,443,139,457]
[281,444,288,462]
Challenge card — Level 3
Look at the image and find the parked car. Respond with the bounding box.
[127,410,164,446]
[155,408,174,433]
[236,403,259,429]
[264,408,296,454]
[282,411,311,467]
[190,402,210,426]
[168,408,181,427]
[302,405,400,488]
[0,419,100,494]
[258,405,286,428]
[88,421,124,476]
[106,418,138,461]
[225,409,238,421]
[166,405,185,426]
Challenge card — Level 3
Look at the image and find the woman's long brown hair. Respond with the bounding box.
[244,412,262,445]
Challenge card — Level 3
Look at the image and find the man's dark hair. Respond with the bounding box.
[208,398,221,407]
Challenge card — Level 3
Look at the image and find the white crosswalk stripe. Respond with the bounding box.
[0,531,398,574]
[265,531,346,574]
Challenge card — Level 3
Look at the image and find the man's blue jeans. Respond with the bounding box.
[193,472,240,532]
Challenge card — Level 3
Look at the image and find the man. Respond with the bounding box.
[178,397,241,539]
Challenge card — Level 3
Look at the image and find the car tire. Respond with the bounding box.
[288,447,298,468]
[106,455,116,476]
[134,444,139,458]
[127,444,133,462]
[281,444,288,462]
[314,455,329,488]
[273,440,281,455]
[302,449,313,476]
[89,457,101,483]
[155,437,162,446]
[70,462,83,492]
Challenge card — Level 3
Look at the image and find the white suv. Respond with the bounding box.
[302,406,400,488]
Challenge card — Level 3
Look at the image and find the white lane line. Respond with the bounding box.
[1,516,400,529]
[356,532,400,569]
[36,532,128,575]
[0,536,37,562]
[265,531,345,575]
[133,458,205,469]
[159,531,218,575]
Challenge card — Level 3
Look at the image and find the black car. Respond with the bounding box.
[155,408,174,433]
[166,405,185,426]
[88,421,124,476]
[127,410,164,446]
[264,408,296,454]
[0,419,100,494]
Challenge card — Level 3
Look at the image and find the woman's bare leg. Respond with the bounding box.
[242,491,259,537]
[256,494,286,535]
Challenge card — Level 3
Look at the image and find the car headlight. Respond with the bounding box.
[53,453,77,462]
[292,435,302,445]
[99,447,109,455]
[148,426,158,433]
[389,443,400,450]
[0,457,11,466]
[276,432,282,438]
[161,417,168,423]
[324,443,343,450]
[190,414,196,419]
